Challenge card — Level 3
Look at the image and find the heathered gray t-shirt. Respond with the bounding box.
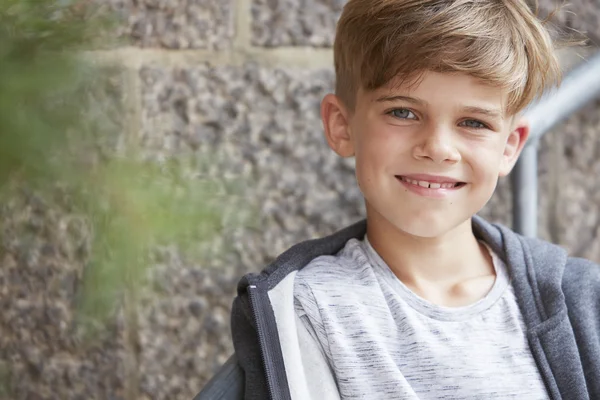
[293,237,549,399]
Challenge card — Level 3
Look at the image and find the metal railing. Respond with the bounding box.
[513,50,600,237]
[196,50,600,399]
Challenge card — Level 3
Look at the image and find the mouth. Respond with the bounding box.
[395,175,467,190]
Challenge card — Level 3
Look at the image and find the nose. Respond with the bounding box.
[412,124,461,164]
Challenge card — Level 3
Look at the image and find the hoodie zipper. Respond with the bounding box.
[247,283,290,400]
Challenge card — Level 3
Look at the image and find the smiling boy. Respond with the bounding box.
[321,71,521,309]
[229,1,600,399]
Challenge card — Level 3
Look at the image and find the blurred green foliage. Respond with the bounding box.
[0,0,243,333]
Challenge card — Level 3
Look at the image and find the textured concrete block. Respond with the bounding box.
[0,191,126,399]
[139,64,363,257]
[0,66,130,400]
[139,63,363,397]
[137,259,240,400]
[251,0,345,46]
[109,0,235,49]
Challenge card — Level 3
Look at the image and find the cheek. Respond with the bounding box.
[466,138,506,172]
[358,119,409,154]
[353,125,400,191]
[475,159,505,205]
[354,122,395,163]
[354,145,382,192]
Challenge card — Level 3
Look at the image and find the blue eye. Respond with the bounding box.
[389,108,417,119]
[461,119,487,129]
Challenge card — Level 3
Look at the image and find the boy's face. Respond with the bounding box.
[321,71,529,238]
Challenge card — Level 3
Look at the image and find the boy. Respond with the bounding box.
[230,1,600,399]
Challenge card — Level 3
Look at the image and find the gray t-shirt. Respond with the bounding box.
[294,237,549,399]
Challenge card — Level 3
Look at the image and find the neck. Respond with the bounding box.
[366,207,491,287]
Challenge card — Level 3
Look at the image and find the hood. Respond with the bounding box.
[232,214,582,400]
[472,215,568,327]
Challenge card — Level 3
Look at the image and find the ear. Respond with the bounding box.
[498,117,530,177]
[321,94,355,157]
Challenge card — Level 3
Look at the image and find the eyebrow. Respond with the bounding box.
[461,106,503,119]
[375,95,427,106]
[376,95,503,119]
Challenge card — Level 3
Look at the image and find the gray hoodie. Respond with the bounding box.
[229,215,600,400]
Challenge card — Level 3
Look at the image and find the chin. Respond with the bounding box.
[391,212,470,239]
[364,196,478,240]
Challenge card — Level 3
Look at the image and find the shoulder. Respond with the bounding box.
[294,237,373,290]
[293,238,388,334]
[293,237,379,318]
[563,256,600,292]
[563,256,600,313]
[560,257,600,351]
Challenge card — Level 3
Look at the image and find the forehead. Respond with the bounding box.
[362,71,509,116]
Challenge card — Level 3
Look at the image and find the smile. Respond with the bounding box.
[399,176,463,189]
[396,176,466,189]
[395,175,466,198]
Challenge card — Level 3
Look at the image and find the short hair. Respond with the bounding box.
[334,0,564,115]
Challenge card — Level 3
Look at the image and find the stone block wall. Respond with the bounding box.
[2,0,599,399]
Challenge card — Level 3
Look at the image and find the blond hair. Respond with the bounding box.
[334,0,564,115]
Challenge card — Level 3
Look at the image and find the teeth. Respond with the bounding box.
[400,176,460,189]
